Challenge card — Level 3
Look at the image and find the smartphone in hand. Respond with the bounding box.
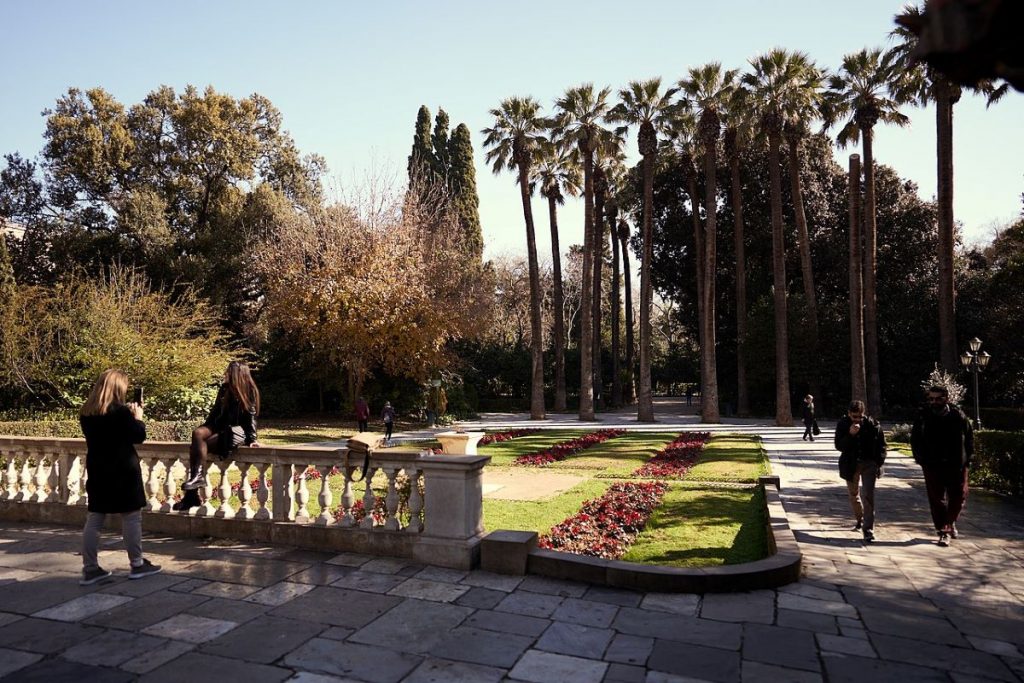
[133,386,144,406]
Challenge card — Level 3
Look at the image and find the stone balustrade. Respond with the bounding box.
[0,436,489,569]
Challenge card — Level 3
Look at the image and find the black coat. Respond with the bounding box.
[203,385,258,445]
[911,405,973,468]
[802,403,815,426]
[834,415,887,482]
[80,405,147,514]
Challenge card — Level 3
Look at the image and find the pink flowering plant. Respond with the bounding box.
[513,428,625,466]
[538,481,669,558]
[633,432,710,478]
[479,428,540,446]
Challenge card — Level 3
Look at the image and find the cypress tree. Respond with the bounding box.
[407,105,434,185]
[447,124,483,257]
[431,109,451,182]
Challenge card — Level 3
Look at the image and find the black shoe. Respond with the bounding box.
[863,529,875,543]
[949,523,959,539]
[854,520,863,531]
[172,490,201,511]
[937,531,950,547]
[129,559,162,580]
[181,468,205,491]
[80,567,112,586]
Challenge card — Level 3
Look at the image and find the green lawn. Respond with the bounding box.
[685,435,770,482]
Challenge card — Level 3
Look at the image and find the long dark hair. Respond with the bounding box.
[224,361,260,415]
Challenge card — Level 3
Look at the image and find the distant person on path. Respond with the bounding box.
[381,401,396,443]
[802,394,818,441]
[354,396,370,433]
[835,400,887,543]
[79,369,161,584]
[911,385,974,547]
[686,385,695,407]
[177,361,261,510]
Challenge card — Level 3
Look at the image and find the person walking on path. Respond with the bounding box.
[177,362,262,509]
[354,396,370,433]
[835,399,887,543]
[911,385,974,547]
[78,369,161,585]
[801,394,818,441]
[381,401,396,443]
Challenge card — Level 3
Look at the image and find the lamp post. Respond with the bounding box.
[959,337,991,429]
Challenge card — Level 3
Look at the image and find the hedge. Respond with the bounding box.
[971,430,1024,497]
[0,420,192,442]
[978,408,1024,432]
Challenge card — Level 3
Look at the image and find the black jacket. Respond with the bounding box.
[835,415,887,482]
[911,405,973,468]
[203,385,258,445]
[802,403,815,426]
[80,405,147,514]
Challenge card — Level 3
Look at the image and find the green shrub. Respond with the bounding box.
[971,430,1024,497]
[0,419,192,442]
[979,408,1024,432]
[888,423,913,443]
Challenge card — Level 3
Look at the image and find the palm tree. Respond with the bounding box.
[743,48,812,427]
[890,5,993,372]
[610,78,677,422]
[601,158,628,408]
[618,216,637,405]
[552,84,615,421]
[482,97,549,420]
[848,153,867,402]
[679,63,739,424]
[824,48,909,417]
[531,142,581,412]
[723,89,755,417]
[591,142,626,409]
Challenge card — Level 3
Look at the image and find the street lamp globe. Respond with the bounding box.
[960,352,973,367]
[978,351,991,368]
[969,337,983,353]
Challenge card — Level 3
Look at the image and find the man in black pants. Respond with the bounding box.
[835,400,887,543]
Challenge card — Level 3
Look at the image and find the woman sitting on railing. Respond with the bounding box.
[79,369,162,584]
[175,361,262,510]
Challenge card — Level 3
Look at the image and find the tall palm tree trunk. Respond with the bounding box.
[727,133,750,416]
[638,151,655,422]
[578,149,595,421]
[592,171,606,409]
[548,194,567,411]
[610,211,622,407]
[787,135,820,402]
[848,153,867,402]
[936,80,958,371]
[517,161,546,419]
[686,170,705,357]
[861,127,882,416]
[699,115,720,423]
[768,124,793,426]
[620,222,637,404]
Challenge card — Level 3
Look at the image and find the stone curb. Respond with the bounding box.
[482,476,802,593]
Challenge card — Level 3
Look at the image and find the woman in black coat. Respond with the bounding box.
[79,369,162,585]
[801,395,817,441]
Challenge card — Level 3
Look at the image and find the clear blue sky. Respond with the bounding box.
[2,0,1021,261]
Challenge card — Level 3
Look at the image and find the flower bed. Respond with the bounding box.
[538,481,669,558]
[513,428,626,466]
[479,428,540,446]
[632,432,710,478]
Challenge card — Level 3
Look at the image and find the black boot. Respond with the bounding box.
[172,489,201,511]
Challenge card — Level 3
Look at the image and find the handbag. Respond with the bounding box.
[812,421,821,436]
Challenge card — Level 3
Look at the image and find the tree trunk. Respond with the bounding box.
[578,152,595,421]
[592,179,605,409]
[548,194,567,412]
[862,128,882,417]
[688,175,705,354]
[936,80,958,371]
[638,152,655,422]
[729,150,750,417]
[788,135,820,401]
[768,127,793,426]
[517,160,546,420]
[611,218,622,407]
[848,154,867,403]
[620,224,637,405]
[701,136,720,423]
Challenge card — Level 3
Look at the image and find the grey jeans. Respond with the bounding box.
[846,460,879,531]
[82,510,143,570]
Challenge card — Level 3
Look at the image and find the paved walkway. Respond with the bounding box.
[1,403,1022,681]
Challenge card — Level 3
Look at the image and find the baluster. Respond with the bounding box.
[254,463,271,520]
[405,467,423,533]
[196,466,217,516]
[383,467,400,531]
[79,466,89,506]
[338,466,356,527]
[15,458,32,502]
[30,455,48,502]
[271,463,295,522]
[46,454,60,502]
[235,462,254,520]
[295,467,311,523]
[57,454,72,504]
[66,455,83,506]
[144,458,162,511]
[3,455,17,500]
[161,458,178,513]
[314,465,334,526]
[359,466,378,529]
[216,461,235,519]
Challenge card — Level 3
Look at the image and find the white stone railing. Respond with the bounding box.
[0,435,489,569]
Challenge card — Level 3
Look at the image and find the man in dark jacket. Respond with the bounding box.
[835,400,887,543]
[911,385,974,547]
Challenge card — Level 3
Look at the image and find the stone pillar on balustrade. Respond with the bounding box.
[416,453,490,569]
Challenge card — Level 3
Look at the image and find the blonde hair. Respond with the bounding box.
[80,369,129,417]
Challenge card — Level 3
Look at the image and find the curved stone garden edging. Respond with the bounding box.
[480,475,802,593]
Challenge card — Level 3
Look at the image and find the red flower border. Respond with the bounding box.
[513,428,625,466]
[632,432,710,478]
